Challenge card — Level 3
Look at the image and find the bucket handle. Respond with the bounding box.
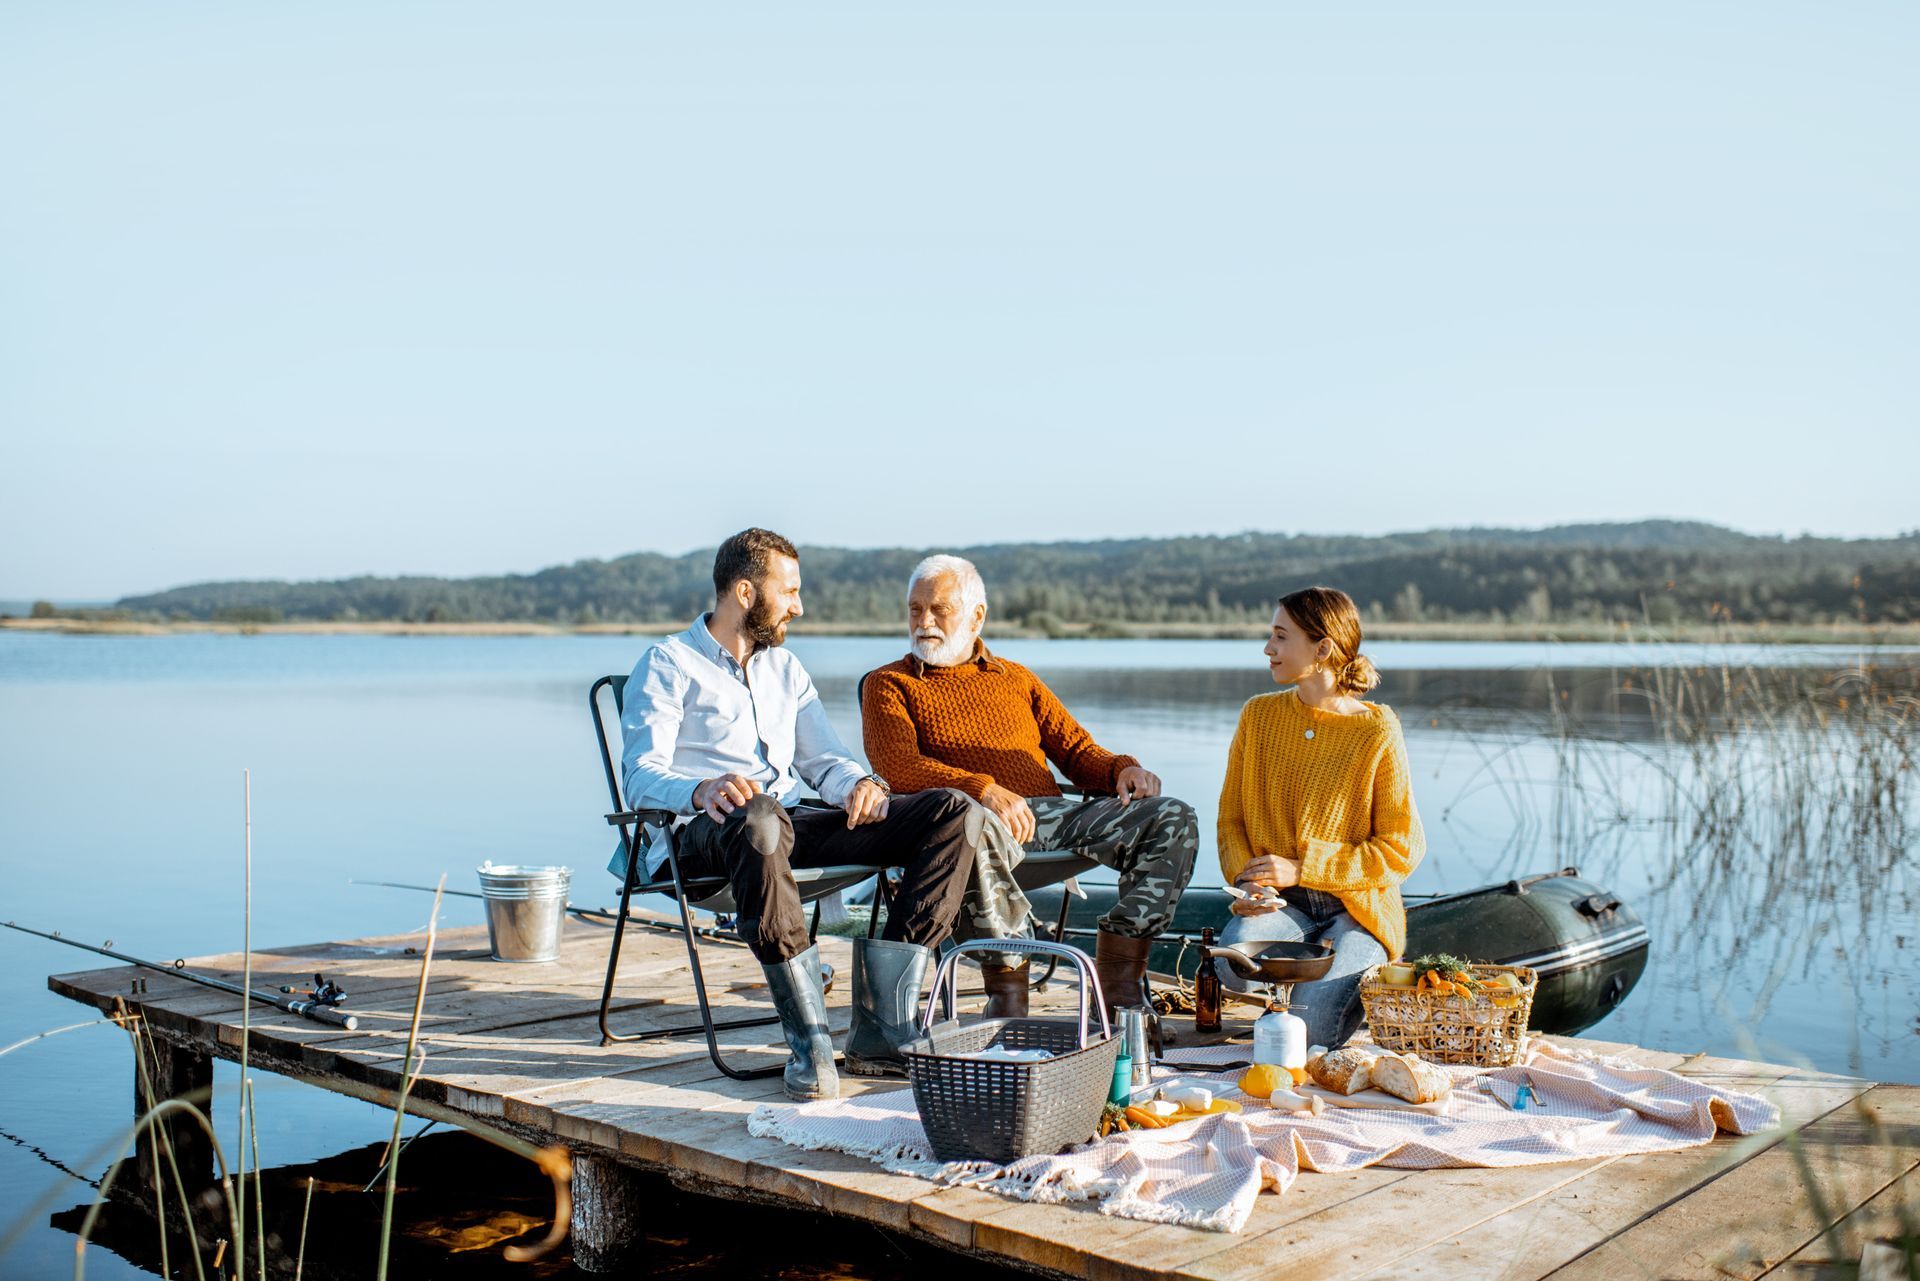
[921,939,1110,1048]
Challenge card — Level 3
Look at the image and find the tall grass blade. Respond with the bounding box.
[72,1099,240,1281]
[0,1020,118,1061]
[294,1177,313,1281]
[376,873,443,1281]
[237,768,253,1281]
[131,1013,207,1281]
[246,1077,265,1280]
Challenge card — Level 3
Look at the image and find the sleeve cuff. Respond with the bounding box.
[669,777,702,816]
[818,762,868,809]
[1297,837,1343,886]
[1108,755,1141,788]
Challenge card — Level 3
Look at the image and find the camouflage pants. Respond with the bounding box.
[953,794,1200,956]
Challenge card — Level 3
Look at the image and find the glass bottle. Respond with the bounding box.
[1194,927,1222,1033]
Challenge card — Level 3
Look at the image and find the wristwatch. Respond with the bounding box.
[862,773,892,795]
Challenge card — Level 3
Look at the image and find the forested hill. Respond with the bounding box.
[113,522,1920,628]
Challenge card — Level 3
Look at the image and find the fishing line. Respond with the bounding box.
[1,921,358,1030]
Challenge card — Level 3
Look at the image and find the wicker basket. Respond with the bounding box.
[1358,963,1538,1067]
[899,939,1120,1165]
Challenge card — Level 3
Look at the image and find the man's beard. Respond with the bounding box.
[911,628,976,667]
[745,595,790,648]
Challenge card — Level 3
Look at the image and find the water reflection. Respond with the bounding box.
[2,634,1915,1281]
[50,1130,1022,1280]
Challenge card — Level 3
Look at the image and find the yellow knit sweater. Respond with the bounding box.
[1216,690,1426,959]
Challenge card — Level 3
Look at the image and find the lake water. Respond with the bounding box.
[2,632,1915,1277]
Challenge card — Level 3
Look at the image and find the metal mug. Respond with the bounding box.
[1118,1005,1153,1092]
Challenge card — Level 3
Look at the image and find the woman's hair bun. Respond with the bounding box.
[1339,655,1381,695]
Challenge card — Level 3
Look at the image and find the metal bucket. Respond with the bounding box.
[476,863,571,963]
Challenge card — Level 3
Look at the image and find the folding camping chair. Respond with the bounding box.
[590,675,882,1081]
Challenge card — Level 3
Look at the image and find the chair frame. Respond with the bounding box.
[590,675,886,1082]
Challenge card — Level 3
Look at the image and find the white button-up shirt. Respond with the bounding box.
[617,616,868,876]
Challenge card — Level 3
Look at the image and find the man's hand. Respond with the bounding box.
[1114,765,1161,805]
[979,782,1036,845]
[843,778,891,829]
[693,773,763,823]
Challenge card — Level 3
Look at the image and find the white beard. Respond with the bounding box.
[912,629,977,667]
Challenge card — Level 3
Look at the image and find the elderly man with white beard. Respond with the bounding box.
[860,554,1200,1018]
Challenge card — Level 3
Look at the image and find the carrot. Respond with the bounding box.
[1125,1107,1168,1130]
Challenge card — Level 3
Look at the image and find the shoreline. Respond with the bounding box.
[5,616,1920,645]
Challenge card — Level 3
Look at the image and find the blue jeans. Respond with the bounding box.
[1213,888,1386,1050]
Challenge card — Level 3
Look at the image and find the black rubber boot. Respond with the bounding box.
[1093,928,1153,1019]
[844,937,932,1077]
[760,942,839,1101]
[980,960,1031,1020]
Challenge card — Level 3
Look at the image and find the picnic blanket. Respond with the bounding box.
[746,1041,1781,1233]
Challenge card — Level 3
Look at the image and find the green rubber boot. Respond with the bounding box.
[844,937,932,1078]
[760,942,839,1101]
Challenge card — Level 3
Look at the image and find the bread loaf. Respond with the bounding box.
[1305,1048,1373,1095]
[1370,1053,1451,1104]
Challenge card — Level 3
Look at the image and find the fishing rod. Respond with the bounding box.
[349,879,745,944]
[2,921,358,1030]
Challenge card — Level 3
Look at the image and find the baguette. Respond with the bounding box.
[1305,1048,1373,1095]
[1370,1053,1451,1104]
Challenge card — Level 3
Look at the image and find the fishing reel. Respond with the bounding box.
[277,973,349,1007]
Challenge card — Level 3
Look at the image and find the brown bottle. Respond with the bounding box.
[1194,927,1222,1033]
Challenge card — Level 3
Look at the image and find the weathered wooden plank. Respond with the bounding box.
[1350,1056,1824,1280]
[909,1186,1019,1249]
[973,1200,1167,1279]
[1766,1160,1920,1279]
[1538,1082,1920,1281]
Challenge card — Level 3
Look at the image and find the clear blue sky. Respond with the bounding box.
[3,3,1914,600]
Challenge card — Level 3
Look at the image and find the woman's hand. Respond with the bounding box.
[1230,855,1299,915]
[1237,855,1300,890]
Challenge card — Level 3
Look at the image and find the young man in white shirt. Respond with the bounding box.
[620,528,981,1100]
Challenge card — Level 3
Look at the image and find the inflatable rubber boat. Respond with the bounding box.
[1025,866,1649,1036]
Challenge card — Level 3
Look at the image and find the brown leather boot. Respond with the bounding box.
[1093,929,1153,1016]
[980,960,1030,1020]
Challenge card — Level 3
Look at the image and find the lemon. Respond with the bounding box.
[1238,1063,1287,1099]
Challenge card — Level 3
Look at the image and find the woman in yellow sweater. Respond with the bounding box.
[1212,586,1425,1049]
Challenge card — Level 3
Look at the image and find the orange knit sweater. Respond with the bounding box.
[862,644,1138,800]
[1217,690,1425,959]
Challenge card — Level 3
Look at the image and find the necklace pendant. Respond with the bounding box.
[1304,728,1315,740]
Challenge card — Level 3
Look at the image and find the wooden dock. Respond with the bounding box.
[48,912,1919,1280]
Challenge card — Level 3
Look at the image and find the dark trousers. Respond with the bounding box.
[675,789,978,964]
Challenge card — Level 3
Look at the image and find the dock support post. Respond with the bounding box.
[131,1036,215,1198]
[570,1151,644,1273]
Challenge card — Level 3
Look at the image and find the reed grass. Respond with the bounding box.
[1436,646,1916,947]
[237,769,255,1281]
[376,874,443,1281]
[124,1005,202,1281]
[72,1097,240,1281]
[294,1176,313,1281]
[1446,644,1918,1274]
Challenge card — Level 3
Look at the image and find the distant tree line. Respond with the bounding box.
[106,521,1920,628]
